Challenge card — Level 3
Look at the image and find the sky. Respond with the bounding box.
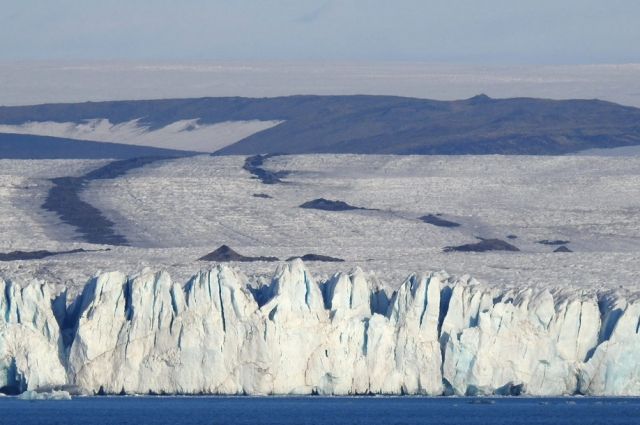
[1,0,639,64]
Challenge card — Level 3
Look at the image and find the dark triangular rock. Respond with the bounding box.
[198,245,279,262]
[553,246,572,253]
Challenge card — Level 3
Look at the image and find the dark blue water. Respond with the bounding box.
[1,396,639,425]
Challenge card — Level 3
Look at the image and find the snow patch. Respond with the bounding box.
[0,119,283,153]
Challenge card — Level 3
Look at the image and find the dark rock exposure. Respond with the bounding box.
[0,248,106,261]
[0,133,197,159]
[444,238,520,253]
[419,214,461,228]
[243,154,289,184]
[286,254,345,262]
[198,245,279,262]
[43,157,170,246]
[553,246,573,253]
[299,198,373,212]
[538,239,571,245]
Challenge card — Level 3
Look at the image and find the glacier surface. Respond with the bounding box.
[2,260,639,396]
[3,154,640,295]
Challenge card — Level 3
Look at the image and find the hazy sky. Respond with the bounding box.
[1,0,639,64]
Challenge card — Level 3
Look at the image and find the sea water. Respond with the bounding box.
[1,396,639,425]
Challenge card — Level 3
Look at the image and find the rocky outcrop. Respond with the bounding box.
[198,245,279,262]
[299,199,373,212]
[444,238,520,252]
[1,261,639,396]
[419,214,461,228]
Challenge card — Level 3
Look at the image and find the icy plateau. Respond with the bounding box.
[1,259,639,396]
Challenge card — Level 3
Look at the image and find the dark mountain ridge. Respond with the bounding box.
[2,95,640,156]
[0,133,198,159]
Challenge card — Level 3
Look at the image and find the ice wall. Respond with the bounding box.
[1,260,639,396]
[0,279,67,392]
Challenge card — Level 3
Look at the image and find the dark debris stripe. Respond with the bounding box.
[242,154,290,184]
[42,157,174,246]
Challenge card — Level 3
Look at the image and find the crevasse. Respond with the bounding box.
[1,259,639,396]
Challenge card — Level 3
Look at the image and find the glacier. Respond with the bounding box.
[1,259,639,396]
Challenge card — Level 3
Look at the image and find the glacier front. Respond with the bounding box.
[1,259,639,396]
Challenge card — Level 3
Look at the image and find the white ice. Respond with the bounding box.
[3,260,640,396]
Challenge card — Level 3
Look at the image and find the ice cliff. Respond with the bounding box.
[1,259,640,396]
